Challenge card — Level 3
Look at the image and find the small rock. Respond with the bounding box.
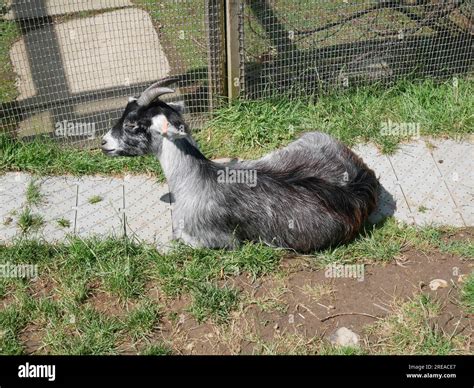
[329,327,359,347]
[429,279,448,291]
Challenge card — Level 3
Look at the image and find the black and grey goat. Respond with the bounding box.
[102,77,379,252]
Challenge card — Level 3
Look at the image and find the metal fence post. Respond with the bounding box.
[225,0,241,100]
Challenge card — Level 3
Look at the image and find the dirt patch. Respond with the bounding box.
[0,287,16,311]
[150,248,473,354]
[28,276,58,300]
[7,233,473,355]
[86,289,138,318]
[19,323,46,355]
[440,227,473,244]
[86,281,136,318]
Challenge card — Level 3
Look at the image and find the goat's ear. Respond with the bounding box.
[168,101,186,115]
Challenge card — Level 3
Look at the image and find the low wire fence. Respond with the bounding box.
[0,0,472,147]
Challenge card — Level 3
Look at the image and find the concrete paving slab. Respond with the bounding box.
[32,177,78,242]
[9,38,37,101]
[9,7,171,143]
[74,97,128,115]
[429,139,473,226]
[0,173,30,242]
[17,111,54,138]
[4,0,133,20]
[388,140,465,226]
[352,144,414,224]
[56,8,170,94]
[75,176,125,238]
[123,175,173,249]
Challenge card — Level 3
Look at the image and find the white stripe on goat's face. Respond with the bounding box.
[101,97,187,157]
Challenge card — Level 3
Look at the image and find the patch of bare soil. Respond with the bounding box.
[0,289,16,311]
[86,289,138,319]
[440,228,473,244]
[8,230,473,355]
[19,323,46,355]
[28,276,59,300]
[153,248,473,354]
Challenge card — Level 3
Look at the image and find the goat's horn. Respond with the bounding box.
[137,77,179,106]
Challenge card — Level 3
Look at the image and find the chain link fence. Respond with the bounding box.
[0,0,472,147]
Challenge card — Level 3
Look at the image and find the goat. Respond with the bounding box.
[102,77,379,252]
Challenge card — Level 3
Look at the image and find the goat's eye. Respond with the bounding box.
[124,122,138,132]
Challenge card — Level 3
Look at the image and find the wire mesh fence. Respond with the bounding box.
[0,0,226,147]
[241,0,474,98]
[0,0,473,148]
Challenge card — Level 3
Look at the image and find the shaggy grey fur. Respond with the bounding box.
[102,81,379,252]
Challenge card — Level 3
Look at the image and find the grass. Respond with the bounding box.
[42,303,122,355]
[122,300,160,341]
[88,195,103,205]
[17,208,44,233]
[25,179,43,206]
[0,134,163,178]
[189,284,239,323]
[0,78,472,177]
[0,4,20,104]
[299,284,335,303]
[0,237,277,353]
[133,0,207,69]
[0,238,155,354]
[461,272,474,314]
[439,240,474,258]
[312,217,451,265]
[0,300,32,355]
[365,294,468,355]
[199,78,474,157]
[151,242,281,322]
[248,331,367,355]
[0,220,472,354]
[140,343,173,355]
[56,218,71,228]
